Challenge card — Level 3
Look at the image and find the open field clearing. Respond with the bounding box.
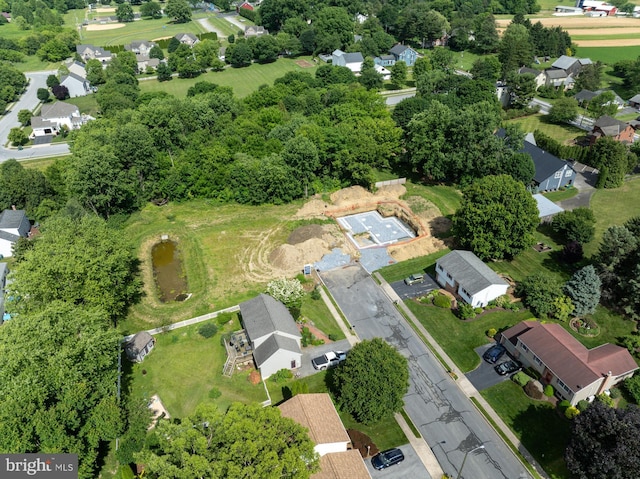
[497,16,640,28]
[573,38,640,46]
[577,45,640,62]
[85,23,126,31]
[80,17,206,46]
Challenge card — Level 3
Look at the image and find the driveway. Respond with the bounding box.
[365,443,431,478]
[390,274,438,300]
[297,338,351,378]
[320,264,531,479]
[557,166,597,211]
[465,345,512,392]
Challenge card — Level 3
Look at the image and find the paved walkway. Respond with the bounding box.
[394,413,444,478]
[373,273,550,479]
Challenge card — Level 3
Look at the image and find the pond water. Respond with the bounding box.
[151,240,188,303]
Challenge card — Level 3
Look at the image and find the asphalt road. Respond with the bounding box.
[321,264,531,479]
[0,71,71,162]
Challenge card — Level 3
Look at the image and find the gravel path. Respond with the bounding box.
[197,17,225,38]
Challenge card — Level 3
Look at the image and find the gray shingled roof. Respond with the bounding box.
[30,117,53,129]
[594,115,629,136]
[175,33,198,42]
[239,294,300,342]
[551,55,578,70]
[40,102,79,120]
[342,52,363,64]
[125,331,154,359]
[390,44,409,56]
[546,69,568,79]
[0,209,27,230]
[61,72,87,84]
[253,333,301,367]
[574,89,597,102]
[518,67,540,76]
[0,230,19,243]
[629,93,640,103]
[437,250,508,295]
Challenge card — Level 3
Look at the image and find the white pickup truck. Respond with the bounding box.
[311,351,347,370]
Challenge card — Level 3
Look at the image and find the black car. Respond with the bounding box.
[495,359,522,375]
[371,448,405,470]
[483,344,506,363]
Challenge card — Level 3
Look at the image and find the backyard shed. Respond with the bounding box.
[125,331,156,362]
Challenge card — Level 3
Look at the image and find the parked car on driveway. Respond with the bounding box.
[404,273,424,285]
[372,448,405,470]
[495,359,522,375]
[311,350,347,370]
[483,344,506,363]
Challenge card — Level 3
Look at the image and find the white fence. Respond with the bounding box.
[375,177,406,188]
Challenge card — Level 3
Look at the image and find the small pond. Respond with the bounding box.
[151,240,188,303]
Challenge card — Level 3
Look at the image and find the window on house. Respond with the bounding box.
[519,341,529,353]
[554,171,562,179]
[565,170,572,177]
[447,273,452,280]
[557,379,571,394]
[533,355,543,366]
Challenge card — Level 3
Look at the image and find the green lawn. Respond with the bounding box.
[64,95,100,116]
[208,16,244,38]
[561,306,637,351]
[378,249,450,284]
[129,315,269,418]
[506,114,584,144]
[300,293,346,341]
[542,188,578,202]
[576,45,640,65]
[139,57,318,99]
[481,381,571,479]
[406,302,535,372]
[450,50,481,72]
[402,182,463,217]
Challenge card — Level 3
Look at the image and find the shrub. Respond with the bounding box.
[457,303,476,320]
[487,328,497,339]
[494,295,510,308]
[565,406,580,419]
[208,387,221,399]
[271,369,294,383]
[596,393,614,408]
[310,287,321,300]
[576,399,590,412]
[512,371,532,387]
[433,293,451,309]
[624,375,640,404]
[544,384,554,397]
[198,322,218,338]
[216,312,234,327]
[291,380,309,396]
[609,387,621,399]
[558,399,571,412]
[328,333,338,341]
[474,307,483,314]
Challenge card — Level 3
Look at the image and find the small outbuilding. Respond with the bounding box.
[125,331,156,362]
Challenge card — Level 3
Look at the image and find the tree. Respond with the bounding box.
[136,403,319,478]
[551,208,596,244]
[140,0,162,18]
[506,71,536,109]
[548,97,578,124]
[85,58,105,85]
[46,74,59,88]
[266,278,305,312]
[358,58,383,90]
[575,62,602,91]
[390,60,407,88]
[252,35,280,63]
[281,136,319,197]
[334,338,409,424]
[116,3,134,21]
[156,63,172,82]
[564,265,602,317]
[453,175,539,260]
[52,84,69,100]
[167,37,181,53]
[565,402,640,479]
[8,215,141,321]
[312,6,354,52]
[397,5,449,48]
[588,137,635,189]
[473,13,500,54]
[587,91,619,119]
[0,159,51,214]
[165,0,192,23]
[498,23,533,76]
[8,127,27,146]
[470,56,501,82]
[0,302,122,479]
[37,87,51,102]
[17,108,31,126]
[516,272,564,317]
[226,41,253,67]
[37,39,71,62]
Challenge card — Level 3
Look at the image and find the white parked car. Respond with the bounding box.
[311,351,347,370]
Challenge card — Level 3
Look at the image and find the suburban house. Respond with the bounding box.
[279,393,371,479]
[125,40,157,56]
[373,54,395,67]
[30,102,92,138]
[574,89,625,109]
[589,115,635,145]
[64,60,87,79]
[237,1,254,10]
[174,33,199,47]
[0,209,30,258]
[76,44,112,64]
[332,50,364,74]
[134,55,160,73]
[628,93,640,109]
[374,64,391,80]
[244,25,268,37]
[518,67,545,89]
[389,44,419,66]
[435,250,509,307]
[60,72,91,97]
[544,69,574,90]
[500,321,638,405]
[551,55,592,77]
[533,193,565,223]
[239,293,302,379]
[124,331,156,362]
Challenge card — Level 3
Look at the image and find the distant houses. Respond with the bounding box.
[0,209,30,258]
[332,50,364,74]
[60,72,91,98]
[76,44,112,64]
[374,44,420,68]
[589,115,635,145]
[174,33,200,47]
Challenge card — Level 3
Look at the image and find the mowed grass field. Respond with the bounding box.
[505,114,585,143]
[577,45,640,63]
[139,57,318,98]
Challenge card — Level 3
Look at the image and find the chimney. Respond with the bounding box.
[11,205,15,210]
[596,371,614,396]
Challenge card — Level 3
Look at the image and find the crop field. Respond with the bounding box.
[576,45,640,63]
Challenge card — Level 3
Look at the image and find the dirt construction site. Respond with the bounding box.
[242,185,450,281]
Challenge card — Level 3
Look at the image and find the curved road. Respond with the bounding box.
[0,71,71,162]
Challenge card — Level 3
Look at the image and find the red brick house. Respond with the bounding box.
[500,321,638,405]
[589,115,635,145]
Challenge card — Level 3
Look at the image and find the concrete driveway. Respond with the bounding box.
[365,443,431,478]
[465,345,512,392]
[297,338,351,378]
[557,163,598,211]
[320,264,531,479]
[390,274,438,300]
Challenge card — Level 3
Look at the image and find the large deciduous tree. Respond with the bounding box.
[551,207,596,244]
[516,272,564,318]
[116,3,134,22]
[8,215,141,321]
[548,97,578,124]
[564,265,601,317]
[498,23,533,76]
[136,403,319,478]
[565,402,640,479]
[334,338,409,424]
[165,0,192,23]
[453,174,538,260]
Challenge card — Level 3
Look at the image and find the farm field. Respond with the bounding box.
[577,45,640,63]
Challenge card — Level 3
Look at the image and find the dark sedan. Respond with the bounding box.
[495,360,522,376]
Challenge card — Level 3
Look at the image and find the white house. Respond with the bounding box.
[374,64,391,80]
[239,294,302,379]
[435,250,509,307]
[279,393,371,479]
[0,209,30,258]
[64,60,87,79]
[30,102,93,138]
[125,40,157,56]
[60,72,91,98]
[174,33,200,47]
[501,321,638,405]
[331,50,364,74]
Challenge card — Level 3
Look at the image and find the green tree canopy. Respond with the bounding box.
[453,174,538,260]
[551,207,596,244]
[516,272,564,318]
[136,402,319,478]
[116,3,134,22]
[140,0,163,18]
[334,338,409,424]
[548,97,578,124]
[498,23,533,76]
[564,265,602,317]
[588,137,636,189]
[165,0,192,23]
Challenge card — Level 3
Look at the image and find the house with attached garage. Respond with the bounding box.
[64,60,87,79]
[389,44,419,67]
[76,44,112,64]
[544,69,574,90]
[239,293,302,379]
[435,250,509,307]
[60,72,91,97]
[589,115,635,145]
[30,102,93,138]
[551,55,592,77]
[0,209,30,258]
[500,321,638,405]
[174,32,200,47]
[125,40,157,56]
[332,50,364,74]
[279,393,371,479]
[574,89,625,109]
